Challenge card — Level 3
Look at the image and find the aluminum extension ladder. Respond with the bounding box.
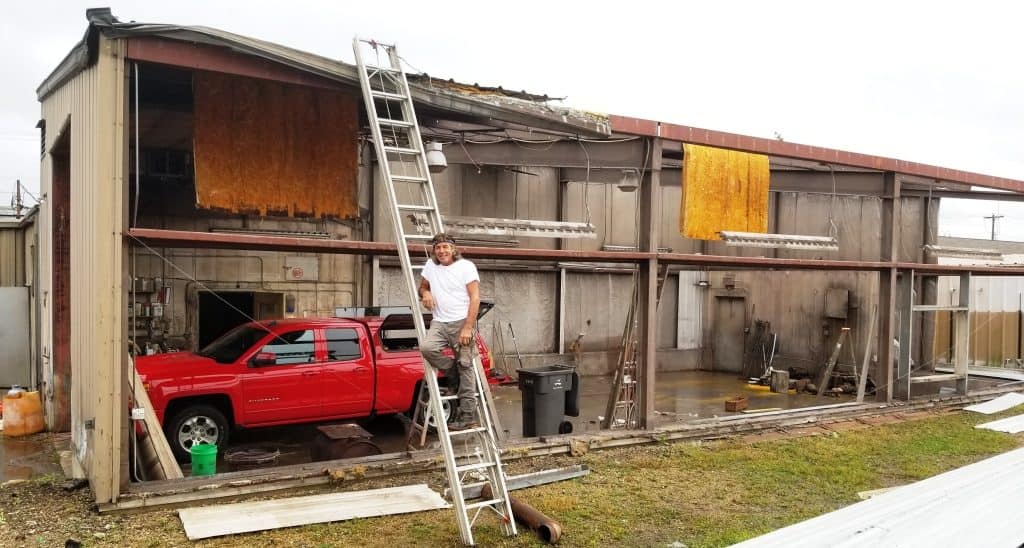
[353,38,516,546]
[602,263,670,429]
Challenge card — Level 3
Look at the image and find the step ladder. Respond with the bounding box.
[406,348,507,450]
[602,263,670,429]
[353,37,516,546]
[816,326,860,400]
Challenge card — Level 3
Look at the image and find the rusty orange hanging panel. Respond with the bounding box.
[679,143,770,240]
[193,71,360,218]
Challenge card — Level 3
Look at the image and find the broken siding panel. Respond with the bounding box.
[193,72,358,218]
[680,144,769,240]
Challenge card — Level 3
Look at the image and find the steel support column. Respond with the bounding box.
[877,172,902,402]
[637,138,662,428]
[896,268,914,400]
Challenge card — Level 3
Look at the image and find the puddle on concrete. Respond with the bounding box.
[187,370,863,476]
[0,432,65,482]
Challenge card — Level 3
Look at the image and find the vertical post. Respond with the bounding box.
[637,138,661,428]
[558,267,567,355]
[955,273,971,394]
[896,269,914,400]
[876,172,901,402]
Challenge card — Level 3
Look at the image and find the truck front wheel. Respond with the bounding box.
[165,404,229,463]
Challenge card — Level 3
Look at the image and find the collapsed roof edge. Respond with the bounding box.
[36,9,611,138]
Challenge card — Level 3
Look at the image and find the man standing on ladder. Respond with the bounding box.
[418,233,481,430]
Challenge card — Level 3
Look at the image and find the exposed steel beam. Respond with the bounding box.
[126,37,346,90]
[610,115,1024,195]
[126,229,1024,276]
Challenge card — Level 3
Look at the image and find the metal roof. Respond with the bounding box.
[38,9,610,138]
[731,445,1024,547]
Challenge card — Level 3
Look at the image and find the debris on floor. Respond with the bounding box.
[964,392,1024,415]
[975,413,1024,434]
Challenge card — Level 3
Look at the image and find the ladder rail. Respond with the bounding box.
[353,37,514,545]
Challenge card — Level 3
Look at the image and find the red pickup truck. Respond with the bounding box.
[136,307,498,461]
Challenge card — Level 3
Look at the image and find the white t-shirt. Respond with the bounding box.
[421,258,480,322]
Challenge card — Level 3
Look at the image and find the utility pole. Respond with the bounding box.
[13,180,23,218]
[984,213,1004,241]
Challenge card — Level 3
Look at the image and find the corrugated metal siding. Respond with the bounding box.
[0,228,27,286]
[732,445,1024,547]
[38,35,125,504]
[676,271,702,350]
[935,258,1024,366]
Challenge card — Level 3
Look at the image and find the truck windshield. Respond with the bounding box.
[198,325,272,363]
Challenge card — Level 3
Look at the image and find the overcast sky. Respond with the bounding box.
[3,1,1023,240]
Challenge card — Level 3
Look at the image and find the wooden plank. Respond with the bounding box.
[177,484,449,540]
[131,365,183,479]
[857,305,878,403]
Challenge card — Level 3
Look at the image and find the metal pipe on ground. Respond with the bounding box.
[481,485,562,544]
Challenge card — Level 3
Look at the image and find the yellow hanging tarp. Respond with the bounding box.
[680,143,770,240]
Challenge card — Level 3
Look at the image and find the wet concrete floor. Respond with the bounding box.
[4,371,1003,479]
[211,371,859,474]
[0,432,67,483]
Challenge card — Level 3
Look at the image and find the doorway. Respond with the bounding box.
[197,291,283,349]
[713,296,746,373]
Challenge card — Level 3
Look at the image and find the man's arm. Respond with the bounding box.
[459,280,480,345]
[419,278,434,310]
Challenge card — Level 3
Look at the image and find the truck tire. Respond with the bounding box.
[165,404,229,463]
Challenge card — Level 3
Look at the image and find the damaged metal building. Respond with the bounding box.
[30,8,1024,505]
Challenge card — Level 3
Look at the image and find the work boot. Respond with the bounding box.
[448,412,480,431]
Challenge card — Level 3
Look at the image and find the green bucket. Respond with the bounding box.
[190,443,218,477]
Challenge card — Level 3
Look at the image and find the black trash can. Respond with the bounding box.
[517,364,576,437]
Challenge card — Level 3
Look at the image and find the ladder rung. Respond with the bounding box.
[397,204,435,212]
[404,234,433,241]
[371,90,409,101]
[439,394,459,401]
[449,426,487,436]
[464,498,504,510]
[392,175,428,183]
[379,118,414,128]
[384,145,420,155]
[368,66,403,75]
[457,461,496,473]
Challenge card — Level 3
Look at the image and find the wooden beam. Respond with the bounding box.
[131,366,183,480]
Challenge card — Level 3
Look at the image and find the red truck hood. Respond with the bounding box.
[135,351,219,380]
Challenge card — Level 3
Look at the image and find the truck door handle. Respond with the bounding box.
[353,366,368,374]
[302,371,319,377]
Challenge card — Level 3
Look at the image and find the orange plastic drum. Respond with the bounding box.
[3,391,45,436]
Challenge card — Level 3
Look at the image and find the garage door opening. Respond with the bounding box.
[197,291,283,348]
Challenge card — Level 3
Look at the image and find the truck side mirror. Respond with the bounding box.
[251,351,277,366]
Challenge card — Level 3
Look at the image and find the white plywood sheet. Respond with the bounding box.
[964,392,1024,414]
[178,484,449,540]
[731,446,1024,547]
[976,413,1024,434]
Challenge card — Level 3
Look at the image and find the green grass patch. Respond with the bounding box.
[112,408,1024,547]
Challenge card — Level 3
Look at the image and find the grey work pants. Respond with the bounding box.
[420,319,478,417]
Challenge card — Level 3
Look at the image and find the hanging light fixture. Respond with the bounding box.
[719,231,839,251]
[425,142,447,173]
[618,168,639,192]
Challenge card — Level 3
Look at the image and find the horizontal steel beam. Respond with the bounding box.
[444,139,646,169]
[610,115,1024,195]
[126,229,1024,275]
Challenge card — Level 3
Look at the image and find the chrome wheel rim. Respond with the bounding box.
[178,415,220,451]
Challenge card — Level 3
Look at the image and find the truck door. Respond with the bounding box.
[320,326,375,417]
[240,328,321,424]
